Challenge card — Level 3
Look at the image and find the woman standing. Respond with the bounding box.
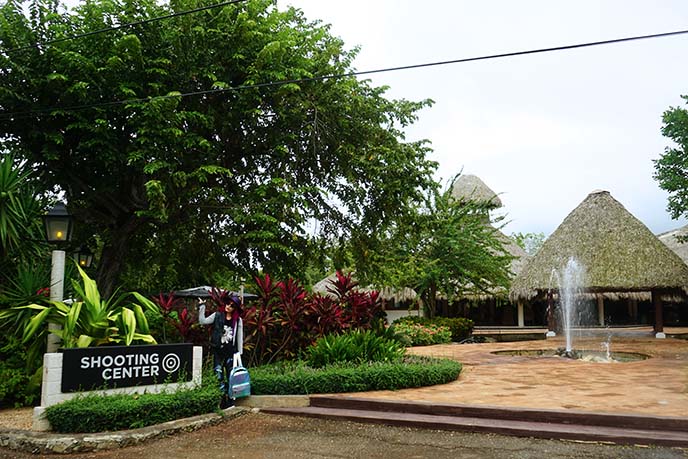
[198,295,243,408]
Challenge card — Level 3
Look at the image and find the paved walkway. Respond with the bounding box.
[345,332,688,417]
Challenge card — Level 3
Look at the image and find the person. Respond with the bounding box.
[198,295,243,408]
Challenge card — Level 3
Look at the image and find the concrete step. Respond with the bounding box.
[261,396,688,447]
[309,396,688,432]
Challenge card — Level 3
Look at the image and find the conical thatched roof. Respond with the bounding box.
[498,230,529,276]
[658,225,688,265]
[451,174,503,208]
[510,190,688,300]
[312,273,417,302]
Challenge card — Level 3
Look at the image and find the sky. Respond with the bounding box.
[276,0,688,237]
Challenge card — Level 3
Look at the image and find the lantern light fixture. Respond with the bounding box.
[42,202,74,243]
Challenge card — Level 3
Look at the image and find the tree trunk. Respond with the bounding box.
[96,217,143,298]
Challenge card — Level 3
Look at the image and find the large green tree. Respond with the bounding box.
[0,0,436,295]
[655,95,688,222]
[355,176,514,318]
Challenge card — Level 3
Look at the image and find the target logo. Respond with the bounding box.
[162,353,181,373]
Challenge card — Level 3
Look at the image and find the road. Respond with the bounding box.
[1,412,685,459]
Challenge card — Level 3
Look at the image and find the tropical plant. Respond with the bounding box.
[306,329,406,368]
[0,154,46,275]
[242,272,384,366]
[1,265,160,351]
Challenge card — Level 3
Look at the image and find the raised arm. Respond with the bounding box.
[198,302,215,325]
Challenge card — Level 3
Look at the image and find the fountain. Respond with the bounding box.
[557,257,588,357]
[494,256,649,363]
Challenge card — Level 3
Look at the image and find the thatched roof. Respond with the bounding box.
[451,174,503,208]
[509,190,688,300]
[498,230,529,276]
[658,225,688,265]
[312,273,417,302]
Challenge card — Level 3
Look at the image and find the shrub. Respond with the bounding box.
[432,317,474,341]
[392,316,474,342]
[0,335,41,408]
[250,355,461,395]
[45,371,221,433]
[393,322,451,346]
[306,330,406,368]
[243,272,385,367]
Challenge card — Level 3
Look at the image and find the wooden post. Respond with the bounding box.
[652,290,665,338]
[597,297,605,326]
[517,301,525,328]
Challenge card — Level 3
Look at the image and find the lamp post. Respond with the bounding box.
[42,202,74,353]
[75,245,94,268]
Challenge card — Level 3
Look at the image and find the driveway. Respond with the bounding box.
[1,411,685,459]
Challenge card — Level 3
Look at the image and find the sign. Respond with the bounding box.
[61,344,193,393]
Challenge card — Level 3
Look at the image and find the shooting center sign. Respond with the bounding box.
[61,344,193,392]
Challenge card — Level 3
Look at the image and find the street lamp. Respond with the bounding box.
[42,202,73,243]
[75,245,94,268]
[42,201,74,352]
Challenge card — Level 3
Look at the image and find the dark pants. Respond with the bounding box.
[213,349,234,396]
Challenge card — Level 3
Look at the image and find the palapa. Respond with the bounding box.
[509,190,688,301]
[658,225,688,265]
[312,273,417,302]
[450,174,503,209]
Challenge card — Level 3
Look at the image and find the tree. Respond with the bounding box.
[356,176,514,318]
[654,95,688,223]
[0,0,437,296]
[511,232,545,256]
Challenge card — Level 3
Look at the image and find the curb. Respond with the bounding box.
[0,407,248,455]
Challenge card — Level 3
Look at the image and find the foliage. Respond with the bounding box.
[0,265,159,350]
[0,335,41,408]
[44,370,221,433]
[250,355,462,395]
[654,95,688,224]
[393,315,474,342]
[306,329,406,368]
[354,175,514,318]
[432,317,474,341]
[511,232,546,256]
[393,322,451,346]
[0,0,437,297]
[0,154,46,273]
[242,272,384,366]
[151,292,206,346]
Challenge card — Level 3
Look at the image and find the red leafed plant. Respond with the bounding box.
[153,292,182,316]
[242,271,386,367]
[173,308,195,341]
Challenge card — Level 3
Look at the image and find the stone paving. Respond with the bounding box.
[348,330,688,417]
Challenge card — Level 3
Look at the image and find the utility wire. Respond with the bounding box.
[1,28,687,120]
[2,0,250,54]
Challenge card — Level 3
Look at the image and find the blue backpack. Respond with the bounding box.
[228,353,251,399]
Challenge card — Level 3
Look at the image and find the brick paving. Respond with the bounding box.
[348,329,688,417]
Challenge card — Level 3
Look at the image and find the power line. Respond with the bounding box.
[2,0,250,54]
[1,28,687,120]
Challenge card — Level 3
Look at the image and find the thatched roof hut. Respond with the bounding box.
[658,225,688,265]
[510,190,688,301]
[451,174,503,209]
[312,273,417,302]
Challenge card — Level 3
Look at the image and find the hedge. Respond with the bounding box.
[251,355,462,395]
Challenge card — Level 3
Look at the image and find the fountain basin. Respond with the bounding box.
[492,349,650,363]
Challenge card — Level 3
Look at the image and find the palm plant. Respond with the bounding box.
[0,154,45,269]
[2,265,160,350]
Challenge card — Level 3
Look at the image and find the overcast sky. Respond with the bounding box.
[277,0,688,237]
